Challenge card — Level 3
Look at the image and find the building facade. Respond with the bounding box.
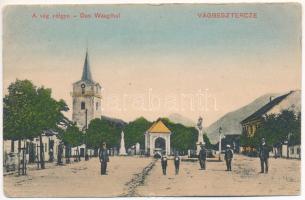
[145,120,172,156]
[71,50,102,130]
[240,90,300,153]
[241,90,299,138]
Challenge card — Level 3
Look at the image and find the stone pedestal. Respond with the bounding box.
[196,129,205,155]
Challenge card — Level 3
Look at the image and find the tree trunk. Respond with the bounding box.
[39,134,45,169]
[22,140,27,175]
[77,146,80,161]
[65,145,70,164]
[18,139,21,153]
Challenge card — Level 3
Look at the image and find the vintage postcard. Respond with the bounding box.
[2,2,302,197]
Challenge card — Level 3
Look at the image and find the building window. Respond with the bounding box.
[45,143,48,152]
[81,84,85,94]
[96,102,99,110]
[297,148,300,154]
[81,102,85,110]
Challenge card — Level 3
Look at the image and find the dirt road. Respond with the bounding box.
[136,155,300,196]
[4,156,153,197]
[3,155,300,197]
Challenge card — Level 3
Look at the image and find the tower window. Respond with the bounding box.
[81,83,86,94]
[81,102,85,110]
[96,102,99,110]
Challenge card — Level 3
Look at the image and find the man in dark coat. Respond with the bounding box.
[161,152,168,175]
[259,138,269,173]
[224,144,233,171]
[99,142,109,175]
[57,142,63,165]
[174,151,180,175]
[198,144,207,170]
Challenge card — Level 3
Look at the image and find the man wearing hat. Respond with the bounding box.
[259,137,269,173]
[57,141,64,165]
[224,144,233,171]
[174,151,180,175]
[99,142,109,175]
[198,143,207,170]
[161,151,168,175]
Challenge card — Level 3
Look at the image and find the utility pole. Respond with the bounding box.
[85,109,89,161]
[219,127,223,161]
[287,132,292,159]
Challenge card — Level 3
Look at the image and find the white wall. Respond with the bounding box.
[282,144,300,159]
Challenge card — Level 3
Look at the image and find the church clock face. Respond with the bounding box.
[81,83,86,88]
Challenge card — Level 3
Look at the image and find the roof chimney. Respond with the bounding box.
[269,96,273,102]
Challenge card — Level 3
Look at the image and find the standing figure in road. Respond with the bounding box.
[99,142,109,175]
[49,148,54,162]
[161,152,168,175]
[224,144,233,171]
[57,142,63,165]
[259,138,269,174]
[199,144,207,170]
[174,151,180,175]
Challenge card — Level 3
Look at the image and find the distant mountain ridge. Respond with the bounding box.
[206,90,301,144]
[100,90,300,145]
[168,113,195,127]
[205,93,281,144]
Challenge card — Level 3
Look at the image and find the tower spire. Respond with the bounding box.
[81,49,93,83]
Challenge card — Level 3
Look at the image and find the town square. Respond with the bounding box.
[3,154,300,197]
[2,3,302,197]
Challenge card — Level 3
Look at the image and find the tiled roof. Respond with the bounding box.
[147,120,171,133]
[241,91,293,124]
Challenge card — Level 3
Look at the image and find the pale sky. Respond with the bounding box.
[3,4,301,126]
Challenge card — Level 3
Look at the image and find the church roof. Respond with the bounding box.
[81,50,94,83]
[147,120,171,133]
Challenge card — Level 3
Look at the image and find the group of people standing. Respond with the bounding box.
[98,137,270,176]
[161,151,181,175]
[160,137,270,175]
[199,143,234,172]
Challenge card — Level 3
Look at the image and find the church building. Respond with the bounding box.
[71,50,102,130]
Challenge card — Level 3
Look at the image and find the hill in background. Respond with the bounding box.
[168,113,195,127]
[205,90,301,144]
[206,93,280,144]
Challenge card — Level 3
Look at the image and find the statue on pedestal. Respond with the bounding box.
[119,131,127,156]
[196,116,205,155]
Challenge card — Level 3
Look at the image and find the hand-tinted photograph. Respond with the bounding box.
[2,3,301,197]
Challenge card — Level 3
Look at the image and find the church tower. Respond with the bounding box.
[71,50,102,130]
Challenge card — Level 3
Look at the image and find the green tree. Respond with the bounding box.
[203,134,212,149]
[161,118,211,153]
[3,80,37,142]
[124,117,152,148]
[59,123,83,161]
[3,79,69,169]
[241,109,301,150]
[59,123,83,147]
[86,118,120,150]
